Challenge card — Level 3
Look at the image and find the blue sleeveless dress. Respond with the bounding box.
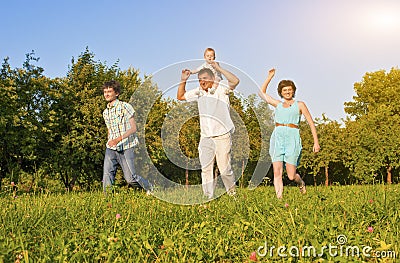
[269,101,302,166]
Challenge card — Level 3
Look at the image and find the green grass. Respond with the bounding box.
[0,184,399,262]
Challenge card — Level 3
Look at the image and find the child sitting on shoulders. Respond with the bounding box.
[191,47,223,94]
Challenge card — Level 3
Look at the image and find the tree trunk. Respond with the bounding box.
[61,171,68,189]
[239,160,245,187]
[185,161,189,189]
[0,170,3,190]
[325,166,329,186]
[60,171,75,191]
[69,173,78,190]
[387,165,392,184]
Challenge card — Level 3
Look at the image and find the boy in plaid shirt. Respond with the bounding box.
[102,80,153,194]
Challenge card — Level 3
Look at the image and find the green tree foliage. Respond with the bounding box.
[242,94,274,187]
[245,95,274,161]
[0,48,171,191]
[343,68,400,183]
[2,48,399,191]
[229,93,251,186]
[46,51,164,190]
[0,57,17,188]
[300,115,346,186]
[129,77,170,186]
[0,58,14,187]
[160,101,200,185]
[44,48,123,189]
[0,53,53,189]
[345,68,400,118]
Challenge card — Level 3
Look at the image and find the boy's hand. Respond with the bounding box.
[107,138,119,147]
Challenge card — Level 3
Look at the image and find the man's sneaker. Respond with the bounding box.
[203,194,213,201]
[146,183,154,196]
[227,188,237,197]
[299,180,306,194]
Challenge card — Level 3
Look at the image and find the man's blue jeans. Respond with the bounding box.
[103,147,152,192]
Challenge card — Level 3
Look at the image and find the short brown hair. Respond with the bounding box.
[277,80,296,98]
[198,68,215,79]
[204,47,216,59]
[102,80,121,95]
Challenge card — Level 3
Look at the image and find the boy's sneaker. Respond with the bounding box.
[130,181,142,190]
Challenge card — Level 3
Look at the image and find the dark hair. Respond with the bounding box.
[102,80,121,95]
[198,68,215,79]
[277,80,296,98]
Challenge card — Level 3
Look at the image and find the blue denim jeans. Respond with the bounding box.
[103,147,152,192]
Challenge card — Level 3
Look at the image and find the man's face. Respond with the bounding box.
[103,87,118,102]
[198,72,214,91]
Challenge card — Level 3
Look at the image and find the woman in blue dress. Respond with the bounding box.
[259,68,320,199]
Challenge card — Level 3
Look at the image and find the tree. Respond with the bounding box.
[160,101,200,186]
[0,57,17,188]
[343,68,400,183]
[229,92,251,187]
[243,94,274,187]
[343,106,400,183]
[300,115,343,186]
[129,76,171,186]
[46,48,121,190]
[0,52,53,190]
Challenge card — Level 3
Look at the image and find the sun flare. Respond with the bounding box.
[366,6,400,32]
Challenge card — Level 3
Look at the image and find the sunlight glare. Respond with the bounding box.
[367,6,400,32]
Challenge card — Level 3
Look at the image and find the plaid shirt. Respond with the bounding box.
[103,99,137,150]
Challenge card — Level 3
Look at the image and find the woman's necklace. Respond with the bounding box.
[283,99,294,107]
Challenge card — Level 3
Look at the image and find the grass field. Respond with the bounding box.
[1,184,398,262]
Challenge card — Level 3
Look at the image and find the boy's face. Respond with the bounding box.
[204,50,215,62]
[198,72,214,91]
[103,87,119,102]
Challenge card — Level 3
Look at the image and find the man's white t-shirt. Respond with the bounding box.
[184,80,234,138]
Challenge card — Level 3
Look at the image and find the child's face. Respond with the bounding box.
[204,50,215,62]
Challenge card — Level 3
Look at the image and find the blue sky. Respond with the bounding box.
[2,0,400,121]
